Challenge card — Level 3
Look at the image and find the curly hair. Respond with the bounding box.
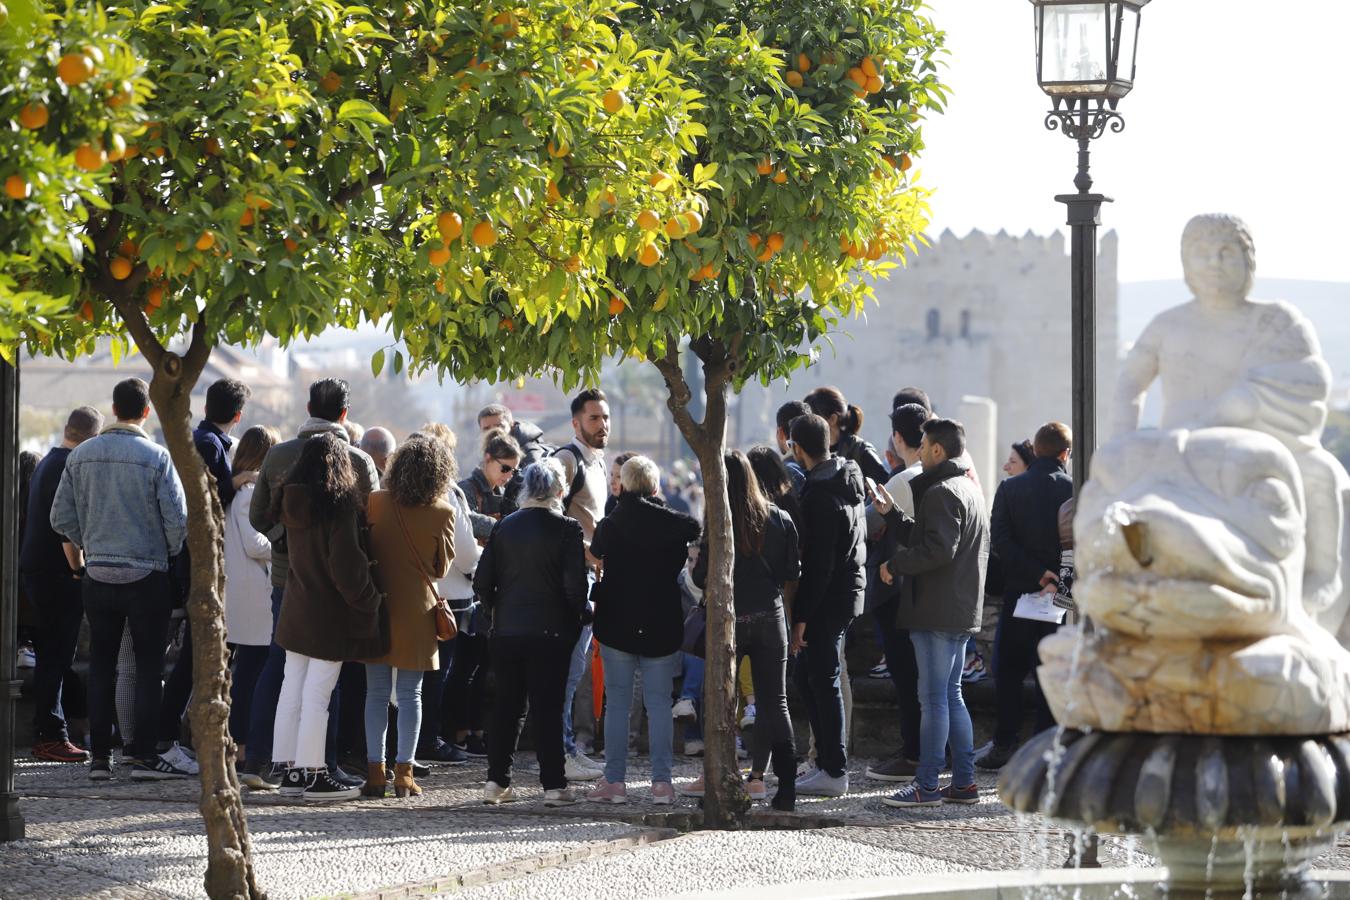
[418,422,460,479]
[272,433,358,520]
[384,435,455,508]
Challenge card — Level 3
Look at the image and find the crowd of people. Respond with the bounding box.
[18,371,1077,810]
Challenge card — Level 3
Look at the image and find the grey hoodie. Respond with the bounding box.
[249,417,380,588]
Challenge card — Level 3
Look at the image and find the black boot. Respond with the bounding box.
[770,741,796,812]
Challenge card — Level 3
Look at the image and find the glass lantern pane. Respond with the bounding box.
[1115,6,1139,84]
[1042,4,1109,87]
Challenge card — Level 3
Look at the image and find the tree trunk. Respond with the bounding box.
[652,338,747,829]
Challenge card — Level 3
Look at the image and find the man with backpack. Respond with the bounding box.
[552,389,611,782]
[478,403,555,516]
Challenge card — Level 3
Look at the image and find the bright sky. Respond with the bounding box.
[919,0,1350,284]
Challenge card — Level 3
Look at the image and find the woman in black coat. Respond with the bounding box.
[585,456,700,805]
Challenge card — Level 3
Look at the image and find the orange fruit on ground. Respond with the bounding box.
[649,171,674,191]
[79,301,94,322]
[195,231,216,251]
[18,103,48,130]
[865,74,882,94]
[767,233,785,254]
[608,295,625,315]
[637,209,661,232]
[428,242,451,266]
[602,89,625,114]
[320,71,342,94]
[58,53,95,86]
[239,208,256,226]
[771,170,787,184]
[471,220,498,247]
[681,210,703,233]
[797,53,811,73]
[785,71,804,89]
[437,211,463,242]
[637,243,661,267]
[545,179,563,204]
[283,237,299,254]
[564,255,582,273]
[110,256,132,280]
[899,152,913,171]
[5,175,30,199]
[847,67,867,89]
[74,144,106,171]
[756,158,773,176]
[546,139,569,158]
[664,216,687,239]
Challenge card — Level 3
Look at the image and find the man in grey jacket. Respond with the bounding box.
[876,418,989,809]
[51,378,189,781]
[240,378,379,788]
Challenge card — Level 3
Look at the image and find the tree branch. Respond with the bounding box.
[98,278,167,371]
[334,165,387,208]
[652,335,704,449]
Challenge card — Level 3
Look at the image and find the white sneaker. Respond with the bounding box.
[797,768,848,797]
[543,787,581,807]
[16,645,35,668]
[483,781,516,804]
[684,739,705,757]
[740,703,756,728]
[575,750,604,771]
[796,760,816,778]
[161,743,200,776]
[565,754,602,781]
[672,698,697,719]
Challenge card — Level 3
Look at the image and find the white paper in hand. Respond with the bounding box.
[1013,591,1068,624]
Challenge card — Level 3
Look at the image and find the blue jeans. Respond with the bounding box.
[599,647,679,784]
[679,653,704,741]
[562,623,593,755]
[365,664,423,764]
[910,630,976,791]
[418,638,456,750]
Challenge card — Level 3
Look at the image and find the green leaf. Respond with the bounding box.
[337,99,392,127]
[371,348,386,377]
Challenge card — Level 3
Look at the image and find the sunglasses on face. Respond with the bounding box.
[495,461,516,474]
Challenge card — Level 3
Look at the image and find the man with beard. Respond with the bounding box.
[554,389,611,782]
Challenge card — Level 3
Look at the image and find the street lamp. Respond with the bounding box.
[1030,0,1148,493]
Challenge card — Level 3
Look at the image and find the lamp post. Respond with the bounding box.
[1030,0,1148,494]
[0,359,23,840]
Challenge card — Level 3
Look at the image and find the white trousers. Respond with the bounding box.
[272,651,341,769]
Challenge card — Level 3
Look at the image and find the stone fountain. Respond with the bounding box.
[999,213,1350,895]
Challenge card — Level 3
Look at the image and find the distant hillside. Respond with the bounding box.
[1119,279,1350,391]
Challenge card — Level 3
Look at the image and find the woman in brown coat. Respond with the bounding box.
[363,436,456,797]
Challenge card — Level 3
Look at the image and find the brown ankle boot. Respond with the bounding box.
[393,762,422,798]
[362,762,387,798]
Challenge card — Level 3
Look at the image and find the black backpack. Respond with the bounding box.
[500,440,587,515]
[551,444,589,514]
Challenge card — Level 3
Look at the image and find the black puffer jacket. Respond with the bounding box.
[500,420,553,515]
[473,502,588,640]
[693,505,800,617]
[832,433,891,486]
[591,493,701,657]
[795,457,867,625]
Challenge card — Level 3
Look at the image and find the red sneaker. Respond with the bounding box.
[32,740,91,763]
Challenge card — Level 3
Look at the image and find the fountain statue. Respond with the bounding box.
[999,213,1350,894]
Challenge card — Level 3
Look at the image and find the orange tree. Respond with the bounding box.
[377,0,947,825]
[2,0,698,895]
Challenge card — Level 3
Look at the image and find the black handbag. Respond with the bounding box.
[681,603,707,658]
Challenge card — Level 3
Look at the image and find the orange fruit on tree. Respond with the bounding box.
[766,232,785,254]
[564,255,582,273]
[204,137,222,156]
[118,239,138,257]
[756,246,774,263]
[145,284,164,313]
[105,134,127,162]
[471,220,498,247]
[320,71,342,94]
[283,237,299,254]
[491,11,519,38]
[598,188,618,213]
[18,103,48,130]
[697,262,716,280]
[545,179,563,204]
[785,71,804,89]
[608,295,625,315]
[771,169,787,184]
[107,88,133,109]
[499,317,514,332]
[748,233,763,251]
[5,175,30,200]
[428,241,451,266]
[195,231,216,251]
[546,139,570,158]
[864,74,882,94]
[852,86,868,99]
[860,57,879,78]
[689,266,704,282]
[122,144,140,159]
[57,53,96,86]
[578,57,598,72]
[756,158,773,176]
[637,209,661,232]
[79,301,94,322]
[866,239,888,261]
[649,171,674,191]
[239,208,256,227]
[847,67,867,89]
[899,152,913,171]
[681,210,703,233]
[437,211,464,242]
[74,143,106,171]
[797,53,811,73]
[602,88,625,114]
[245,193,272,210]
[109,256,133,280]
[637,243,661,267]
[664,216,687,239]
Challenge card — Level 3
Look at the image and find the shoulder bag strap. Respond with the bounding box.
[392,501,441,599]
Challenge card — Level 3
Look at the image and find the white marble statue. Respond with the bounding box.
[1040,213,1350,734]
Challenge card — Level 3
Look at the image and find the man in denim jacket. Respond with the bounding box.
[51,377,189,781]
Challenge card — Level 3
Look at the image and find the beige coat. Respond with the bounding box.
[366,491,455,671]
